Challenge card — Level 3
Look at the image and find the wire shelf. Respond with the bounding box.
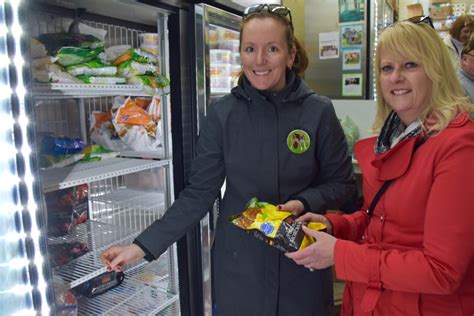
[91,188,165,231]
[33,83,170,99]
[77,260,179,315]
[40,157,170,193]
[49,220,140,288]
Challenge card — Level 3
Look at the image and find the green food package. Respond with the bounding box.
[229,198,326,252]
[55,47,104,67]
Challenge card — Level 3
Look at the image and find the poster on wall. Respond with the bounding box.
[340,23,363,47]
[339,0,365,23]
[342,73,363,96]
[319,32,340,60]
[342,47,361,70]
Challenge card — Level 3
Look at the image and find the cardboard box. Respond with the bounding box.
[430,4,452,20]
[407,3,424,17]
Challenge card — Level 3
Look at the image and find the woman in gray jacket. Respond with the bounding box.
[101,4,356,315]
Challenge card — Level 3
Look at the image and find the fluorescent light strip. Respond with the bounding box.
[373,0,379,101]
[9,0,49,314]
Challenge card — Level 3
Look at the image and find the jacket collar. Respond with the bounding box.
[357,112,471,181]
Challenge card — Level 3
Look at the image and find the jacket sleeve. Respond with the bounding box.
[334,134,474,295]
[294,98,357,213]
[134,103,225,260]
[325,210,368,241]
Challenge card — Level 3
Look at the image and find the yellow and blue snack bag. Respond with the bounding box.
[229,197,326,252]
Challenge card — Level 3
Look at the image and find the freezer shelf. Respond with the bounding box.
[77,260,178,315]
[33,83,170,99]
[41,157,170,193]
[49,220,141,289]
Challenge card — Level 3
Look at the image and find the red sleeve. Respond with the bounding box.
[326,210,369,241]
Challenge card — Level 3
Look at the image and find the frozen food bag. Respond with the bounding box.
[112,48,158,66]
[49,241,89,267]
[45,184,89,237]
[36,33,104,54]
[55,47,104,67]
[229,197,326,252]
[117,60,157,78]
[76,74,126,85]
[66,58,117,76]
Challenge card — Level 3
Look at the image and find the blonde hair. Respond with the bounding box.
[373,21,473,134]
[239,10,308,74]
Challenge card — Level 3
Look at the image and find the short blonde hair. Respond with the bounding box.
[373,21,473,134]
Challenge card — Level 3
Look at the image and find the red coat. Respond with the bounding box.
[326,112,474,315]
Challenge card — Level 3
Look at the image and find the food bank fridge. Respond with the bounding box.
[0,0,210,314]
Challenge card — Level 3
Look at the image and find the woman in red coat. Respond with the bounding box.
[286,18,474,315]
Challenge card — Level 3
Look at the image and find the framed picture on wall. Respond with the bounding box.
[340,23,363,47]
[342,73,363,97]
[342,47,361,70]
[319,31,340,60]
[339,0,365,23]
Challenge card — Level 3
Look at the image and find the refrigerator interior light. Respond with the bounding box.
[0,0,50,314]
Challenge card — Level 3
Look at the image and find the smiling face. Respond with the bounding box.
[379,48,432,125]
[240,17,296,92]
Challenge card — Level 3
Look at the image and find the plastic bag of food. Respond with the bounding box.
[40,134,87,156]
[31,38,48,58]
[117,60,157,78]
[49,241,89,267]
[127,74,170,95]
[47,64,83,83]
[45,184,89,237]
[340,115,360,156]
[36,33,104,55]
[112,48,158,66]
[230,198,326,252]
[55,46,104,67]
[66,58,117,76]
[90,111,131,152]
[112,97,163,152]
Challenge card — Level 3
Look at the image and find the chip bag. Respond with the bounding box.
[229,197,326,252]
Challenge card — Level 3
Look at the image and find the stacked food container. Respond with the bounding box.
[209,26,240,94]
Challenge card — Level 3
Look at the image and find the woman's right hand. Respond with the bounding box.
[100,244,146,272]
[296,213,333,235]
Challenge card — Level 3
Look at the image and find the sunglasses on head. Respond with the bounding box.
[243,4,294,32]
[406,15,434,29]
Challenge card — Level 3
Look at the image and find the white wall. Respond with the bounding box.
[332,99,377,139]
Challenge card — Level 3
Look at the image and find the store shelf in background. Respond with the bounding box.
[91,188,166,230]
[41,157,170,193]
[49,220,140,288]
[119,150,165,160]
[33,83,170,99]
[77,260,178,315]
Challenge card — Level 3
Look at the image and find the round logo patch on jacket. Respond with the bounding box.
[287,129,310,154]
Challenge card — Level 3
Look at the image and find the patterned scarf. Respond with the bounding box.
[375,111,422,155]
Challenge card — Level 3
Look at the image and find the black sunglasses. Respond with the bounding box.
[406,15,434,29]
[243,4,294,32]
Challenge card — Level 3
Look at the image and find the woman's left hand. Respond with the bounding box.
[277,200,305,216]
[285,226,337,270]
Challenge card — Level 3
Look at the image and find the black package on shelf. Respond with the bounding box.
[73,270,125,298]
[45,184,89,237]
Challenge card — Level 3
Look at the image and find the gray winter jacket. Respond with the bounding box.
[135,72,356,315]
